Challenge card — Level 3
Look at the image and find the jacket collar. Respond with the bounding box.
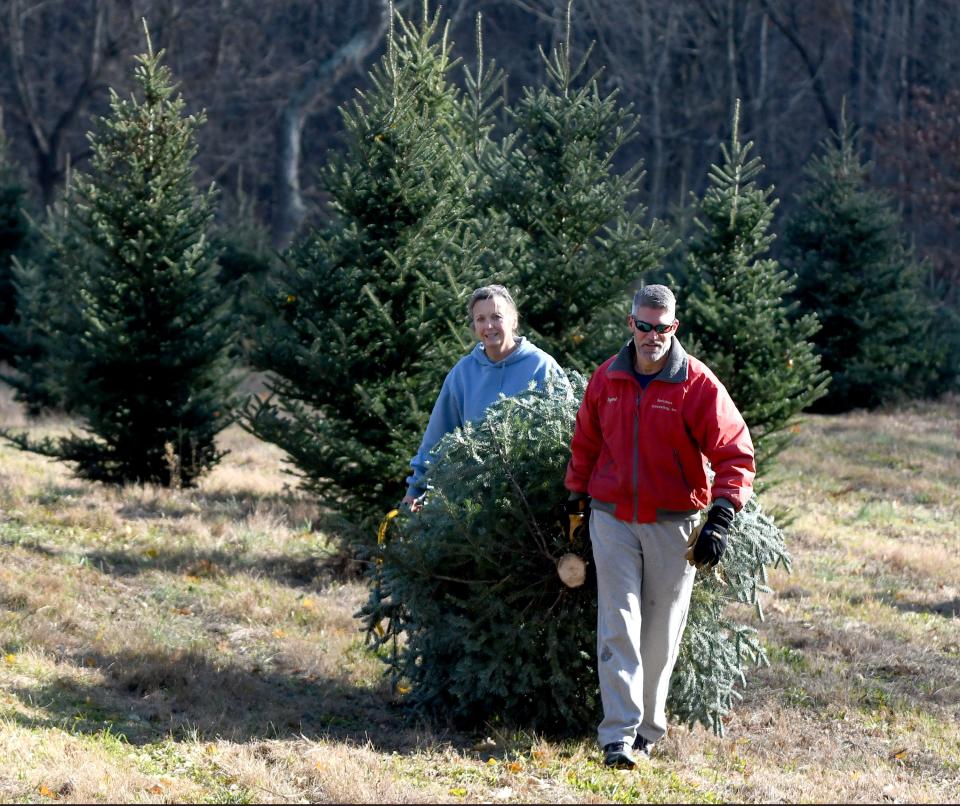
[607,337,689,384]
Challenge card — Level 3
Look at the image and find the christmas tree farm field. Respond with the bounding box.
[0,383,957,803]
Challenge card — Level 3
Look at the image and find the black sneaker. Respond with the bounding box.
[633,735,652,759]
[602,742,636,769]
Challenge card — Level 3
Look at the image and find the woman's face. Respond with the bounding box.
[472,296,518,361]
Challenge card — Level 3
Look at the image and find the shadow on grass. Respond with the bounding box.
[893,597,960,618]
[29,484,90,505]
[5,644,431,751]
[25,479,356,540]
[749,605,960,717]
[112,487,326,526]
[0,517,367,588]
[0,526,453,753]
[83,544,363,587]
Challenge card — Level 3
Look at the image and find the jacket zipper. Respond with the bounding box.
[633,390,641,521]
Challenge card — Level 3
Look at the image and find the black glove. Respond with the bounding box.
[564,494,591,544]
[688,504,734,569]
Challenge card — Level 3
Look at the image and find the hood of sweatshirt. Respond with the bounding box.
[467,336,538,367]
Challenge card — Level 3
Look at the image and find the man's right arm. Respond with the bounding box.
[564,372,603,494]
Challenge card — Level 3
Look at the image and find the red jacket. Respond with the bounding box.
[565,339,755,522]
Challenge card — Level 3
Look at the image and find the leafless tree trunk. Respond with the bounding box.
[850,0,866,126]
[644,3,680,217]
[270,0,391,249]
[759,0,839,133]
[2,0,128,206]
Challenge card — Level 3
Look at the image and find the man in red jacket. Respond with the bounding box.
[565,284,755,769]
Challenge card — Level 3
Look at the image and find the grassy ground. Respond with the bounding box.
[0,386,958,803]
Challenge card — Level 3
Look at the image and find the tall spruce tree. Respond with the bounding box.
[0,134,31,364]
[481,27,665,371]
[457,14,509,275]
[243,8,483,527]
[360,378,790,736]
[0,33,236,485]
[675,102,828,478]
[784,115,940,412]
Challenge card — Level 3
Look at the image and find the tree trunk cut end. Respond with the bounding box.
[557,552,587,588]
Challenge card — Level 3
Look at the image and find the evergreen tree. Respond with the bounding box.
[211,185,277,363]
[457,14,509,276]
[360,378,790,736]
[0,33,236,485]
[214,187,275,299]
[784,114,941,412]
[243,9,484,526]
[0,204,72,416]
[675,102,828,478]
[0,134,31,364]
[481,30,665,371]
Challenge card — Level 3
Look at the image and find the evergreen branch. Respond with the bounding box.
[482,413,554,561]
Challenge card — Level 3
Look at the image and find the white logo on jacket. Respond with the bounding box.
[651,397,677,413]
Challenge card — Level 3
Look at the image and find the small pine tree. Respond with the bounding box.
[481,27,665,371]
[784,114,940,412]
[214,184,275,298]
[360,377,790,736]
[3,171,94,416]
[675,102,828,478]
[211,184,277,364]
[0,134,31,365]
[1,32,236,485]
[243,8,484,526]
[0,211,72,415]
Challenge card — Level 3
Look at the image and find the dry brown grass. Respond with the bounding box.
[1,384,958,803]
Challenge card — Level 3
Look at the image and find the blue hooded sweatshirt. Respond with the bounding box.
[405,337,564,498]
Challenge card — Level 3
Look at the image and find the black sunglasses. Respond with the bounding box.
[631,315,676,334]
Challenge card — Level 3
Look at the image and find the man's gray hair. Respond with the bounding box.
[467,284,519,324]
[632,284,676,314]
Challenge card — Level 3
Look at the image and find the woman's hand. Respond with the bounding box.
[402,494,424,513]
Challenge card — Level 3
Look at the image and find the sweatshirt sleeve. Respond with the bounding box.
[405,365,465,497]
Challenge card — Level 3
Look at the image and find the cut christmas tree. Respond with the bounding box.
[360,376,790,736]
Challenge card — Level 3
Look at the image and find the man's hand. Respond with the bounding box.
[565,494,590,544]
[686,504,734,569]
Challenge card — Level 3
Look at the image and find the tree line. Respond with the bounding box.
[1,1,958,294]
[0,5,955,532]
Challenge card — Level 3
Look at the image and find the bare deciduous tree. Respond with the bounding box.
[2,0,141,205]
[0,0,957,279]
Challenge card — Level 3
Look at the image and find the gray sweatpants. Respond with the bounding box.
[590,508,698,748]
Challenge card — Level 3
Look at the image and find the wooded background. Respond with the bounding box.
[1,0,957,302]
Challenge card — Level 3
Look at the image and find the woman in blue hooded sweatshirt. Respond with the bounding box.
[402,285,564,511]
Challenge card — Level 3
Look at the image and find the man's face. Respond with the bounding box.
[628,305,678,367]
